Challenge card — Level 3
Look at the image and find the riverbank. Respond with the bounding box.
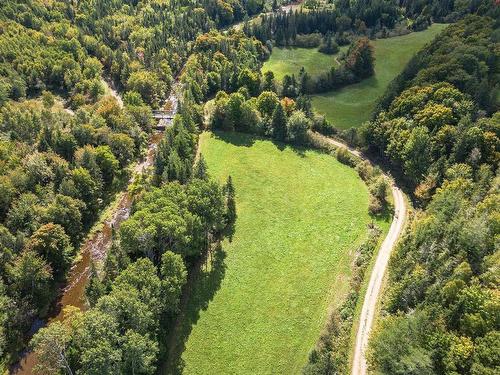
[11,131,164,375]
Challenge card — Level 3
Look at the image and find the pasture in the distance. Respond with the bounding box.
[311,24,448,129]
[262,46,346,81]
[173,131,389,374]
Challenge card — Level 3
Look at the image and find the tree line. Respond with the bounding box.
[209,90,314,144]
[364,15,499,191]
[0,0,260,369]
[360,15,499,375]
[246,0,496,48]
[280,37,375,96]
[32,172,236,374]
[192,34,374,143]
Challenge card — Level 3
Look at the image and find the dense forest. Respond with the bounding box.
[246,0,496,47]
[0,0,498,374]
[0,0,154,364]
[245,0,497,102]
[0,0,249,371]
[362,15,500,375]
[364,15,499,192]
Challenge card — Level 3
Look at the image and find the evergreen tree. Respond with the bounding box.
[282,74,298,98]
[296,95,313,117]
[262,71,277,93]
[86,262,106,307]
[319,33,339,54]
[275,27,286,46]
[193,154,209,180]
[271,103,288,141]
[298,68,312,94]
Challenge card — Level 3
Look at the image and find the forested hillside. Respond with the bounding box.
[246,0,496,47]
[365,15,500,375]
[365,15,499,192]
[0,0,156,366]
[0,0,260,371]
[245,0,497,123]
[0,0,498,374]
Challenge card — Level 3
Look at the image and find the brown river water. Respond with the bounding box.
[11,131,164,375]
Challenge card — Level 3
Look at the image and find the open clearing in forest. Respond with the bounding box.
[262,46,346,81]
[311,24,448,129]
[169,131,389,375]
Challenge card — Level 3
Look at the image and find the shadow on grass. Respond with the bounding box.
[212,130,307,157]
[162,244,227,375]
[213,130,256,147]
[369,200,394,224]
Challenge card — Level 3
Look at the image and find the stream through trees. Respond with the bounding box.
[11,85,175,375]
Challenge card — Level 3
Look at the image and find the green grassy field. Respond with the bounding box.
[311,24,448,129]
[262,46,345,81]
[168,131,390,375]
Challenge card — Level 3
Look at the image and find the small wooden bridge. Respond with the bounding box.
[153,110,175,130]
[153,94,178,130]
[152,110,175,120]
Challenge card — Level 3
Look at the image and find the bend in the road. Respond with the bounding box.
[352,186,406,375]
[317,133,407,375]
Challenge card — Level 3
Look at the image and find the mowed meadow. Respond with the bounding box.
[166,131,387,374]
[311,24,448,129]
[262,46,346,80]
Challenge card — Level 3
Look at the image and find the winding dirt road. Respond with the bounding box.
[352,185,405,375]
[319,135,407,375]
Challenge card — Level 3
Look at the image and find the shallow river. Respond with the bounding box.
[11,131,163,374]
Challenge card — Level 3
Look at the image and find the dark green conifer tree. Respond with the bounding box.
[194,154,209,180]
[271,103,287,141]
[86,262,106,307]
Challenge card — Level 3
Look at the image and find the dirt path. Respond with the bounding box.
[319,135,407,375]
[102,79,124,108]
[352,184,405,375]
[228,0,304,31]
[280,0,303,12]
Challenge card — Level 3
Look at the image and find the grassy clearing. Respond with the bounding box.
[169,131,390,375]
[311,24,448,129]
[262,46,346,81]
